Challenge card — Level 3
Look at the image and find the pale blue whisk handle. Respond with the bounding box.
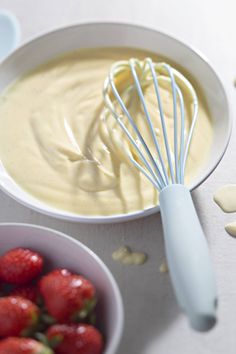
[159,184,217,332]
[0,10,20,62]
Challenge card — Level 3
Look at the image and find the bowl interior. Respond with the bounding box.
[0,223,123,354]
[0,23,231,222]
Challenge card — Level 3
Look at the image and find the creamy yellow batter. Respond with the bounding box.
[112,246,147,265]
[159,261,169,274]
[214,184,236,213]
[225,222,236,237]
[0,48,212,216]
[214,184,236,237]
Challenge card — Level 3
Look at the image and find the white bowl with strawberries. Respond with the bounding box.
[0,223,124,354]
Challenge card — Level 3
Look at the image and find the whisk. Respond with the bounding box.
[103,58,217,331]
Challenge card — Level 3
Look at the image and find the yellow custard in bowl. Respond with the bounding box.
[0,47,212,216]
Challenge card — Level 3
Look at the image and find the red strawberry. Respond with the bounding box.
[43,269,72,278]
[47,324,103,354]
[0,248,44,285]
[10,285,40,304]
[0,337,53,354]
[0,296,39,337]
[39,269,96,323]
[0,284,4,297]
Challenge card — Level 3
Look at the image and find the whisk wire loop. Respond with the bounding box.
[107,66,167,189]
[146,59,175,184]
[162,64,180,183]
[103,58,198,190]
[175,85,185,183]
[129,58,169,186]
[115,116,162,190]
[103,77,163,190]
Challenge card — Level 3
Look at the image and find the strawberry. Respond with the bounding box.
[10,285,40,304]
[0,296,39,337]
[0,248,44,285]
[47,324,103,354]
[39,269,96,323]
[0,337,53,354]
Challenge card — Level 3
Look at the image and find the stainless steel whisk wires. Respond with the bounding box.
[103,58,217,332]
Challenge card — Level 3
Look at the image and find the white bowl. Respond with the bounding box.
[0,23,231,223]
[0,223,124,354]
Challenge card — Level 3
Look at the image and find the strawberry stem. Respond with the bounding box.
[75,297,97,321]
[35,332,49,346]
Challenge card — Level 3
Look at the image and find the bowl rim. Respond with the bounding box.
[0,21,232,223]
[0,222,124,354]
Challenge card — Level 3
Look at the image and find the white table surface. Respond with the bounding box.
[0,0,235,353]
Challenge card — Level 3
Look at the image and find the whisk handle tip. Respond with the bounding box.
[159,184,217,332]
